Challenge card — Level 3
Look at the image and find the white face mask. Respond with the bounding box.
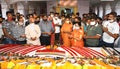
[109,20,114,23]
[54,17,58,20]
[40,18,42,21]
[19,22,24,25]
[86,23,89,26]
[50,15,54,17]
[75,27,80,30]
[66,21,70,23]
[90,21,96,25]
[73,25,80,30]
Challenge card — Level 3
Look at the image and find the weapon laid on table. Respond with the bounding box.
[111,47,120,56]
[102,46,113,56]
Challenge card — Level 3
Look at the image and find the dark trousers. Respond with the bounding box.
[98,40,114,47]
[16,40,26,44]
[55,33,60,40]
[3,38,16,44]
[40,36,51,46]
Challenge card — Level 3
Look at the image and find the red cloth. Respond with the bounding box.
[119,22,120,27]
[51,22,55,45]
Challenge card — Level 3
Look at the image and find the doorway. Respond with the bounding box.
[60,7,74,16]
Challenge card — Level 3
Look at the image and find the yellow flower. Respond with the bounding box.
[7,61,15,69]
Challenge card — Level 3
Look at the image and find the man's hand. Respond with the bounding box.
[55,23,61,26]
[42,32,47,34]
[20,34,26,38]
[31,37,36,41]
[103,27,108,32]
[12,38,16,41]
[84,35,88,39]
[42,32,52,35]
[47,32,51,35]
[84,34,88,39]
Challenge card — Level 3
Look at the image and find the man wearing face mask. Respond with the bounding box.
[84,17,102,47]
[11,17,26,44]
[53,14,62,45]
[101,13,119,47]
[2,11,16,44]
[35,17,40,24]
[39,15,54,46]
[48,12,54,22]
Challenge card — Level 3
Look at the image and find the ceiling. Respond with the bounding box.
[1,0,115,5]
[90,0,115,5]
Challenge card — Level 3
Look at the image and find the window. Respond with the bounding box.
[99,5,103,18]
[115,1,120,15]
[105,3,111,14]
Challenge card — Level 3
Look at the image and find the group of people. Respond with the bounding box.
[0,11,120,48]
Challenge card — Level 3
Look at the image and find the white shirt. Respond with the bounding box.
[53,17,62,33]
[102,21,119,43]
[0,24,3,38]
[25,23,41,45]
